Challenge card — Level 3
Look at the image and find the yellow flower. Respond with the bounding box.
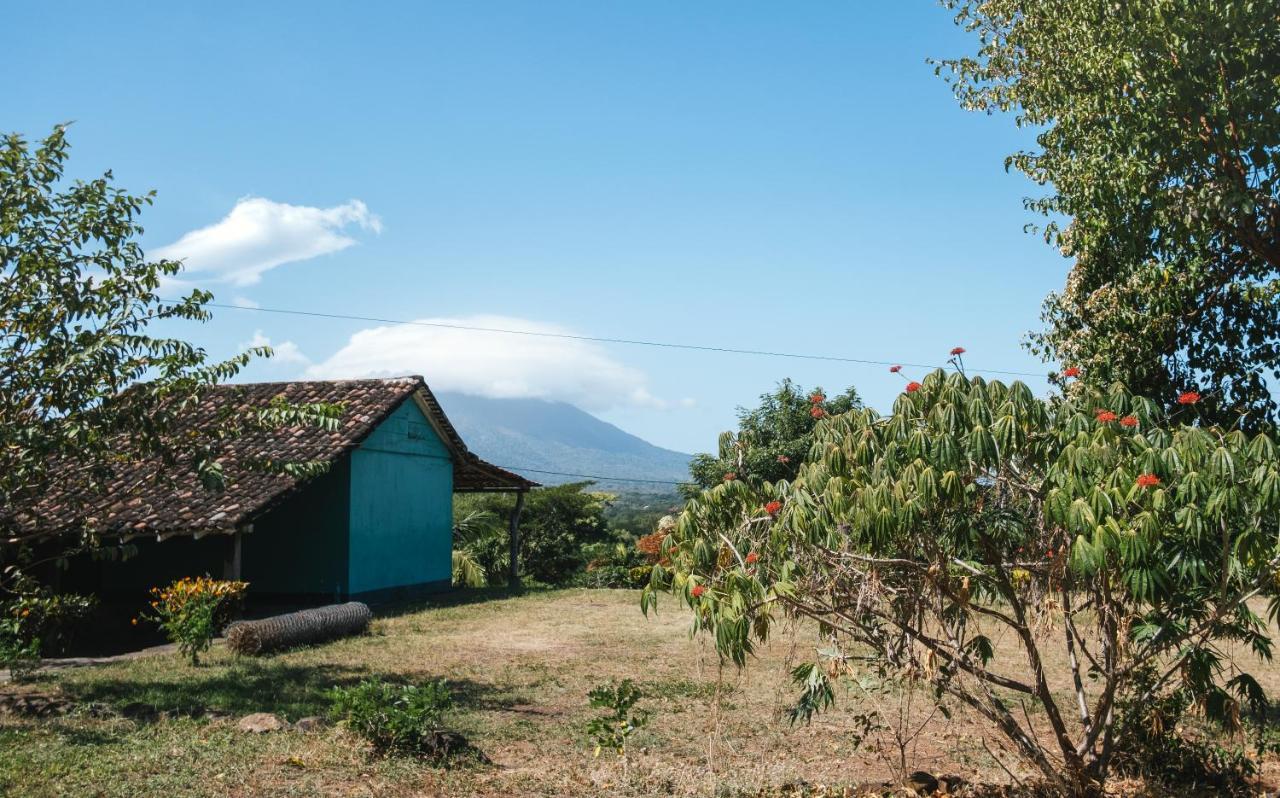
[131,618,139,626]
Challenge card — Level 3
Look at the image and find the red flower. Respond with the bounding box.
[1177,391,1201,405]
[1095,410,1117,423]
[950,346,966,356]
[763,501,783,516]
[809,392,826,404]
[1119,415,1138,428]
[1062,366,1080,378]
[723,472,737,482]
[1046,549,1055,559]
[745,552,759,565]
[1136,473,1161,488]
[810,405,827,419]
[889,365,902,373]
[776,455,790,464]
[905,381,922,393]
[691,584,706,598]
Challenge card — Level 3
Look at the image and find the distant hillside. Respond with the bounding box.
[434,391,692,493]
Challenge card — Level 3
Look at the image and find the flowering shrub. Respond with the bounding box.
[1063,366,1081,378]
[0,591,95,680]
[1178,391,1202,405]
[142,576,247,665]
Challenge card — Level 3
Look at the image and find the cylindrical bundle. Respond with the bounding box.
[225,602,372,655]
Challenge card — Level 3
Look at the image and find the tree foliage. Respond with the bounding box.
[647,365,1280,795]
[0,127,340,599]
[453,482,613,584]
[937,0,1280,427]
[686,379,863,493]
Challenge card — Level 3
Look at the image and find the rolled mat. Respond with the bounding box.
[225,602,372,655]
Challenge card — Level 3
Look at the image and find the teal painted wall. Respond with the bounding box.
[242,458,351,597]
[346,399,454,595]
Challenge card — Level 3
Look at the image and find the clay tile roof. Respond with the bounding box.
[21,377,536,539]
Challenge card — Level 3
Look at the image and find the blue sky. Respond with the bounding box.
[9,2,1066,453]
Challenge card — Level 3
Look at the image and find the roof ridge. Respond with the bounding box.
[215,376,424,388]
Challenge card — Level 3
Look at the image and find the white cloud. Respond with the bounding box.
[231,296,261,309]
[242,330,310,366]
[306,315,671,411]
[153,197,381,287]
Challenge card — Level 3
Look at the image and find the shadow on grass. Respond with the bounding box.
[370,583,558,619]
[57,662,538,727]
[59,660,374,721]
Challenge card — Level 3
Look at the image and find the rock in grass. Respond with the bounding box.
[238,712,285,733]
[293,716,326,732]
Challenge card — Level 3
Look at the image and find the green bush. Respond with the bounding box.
[330,679,457,759]
[454,483,613,584]
[0,591,95,680]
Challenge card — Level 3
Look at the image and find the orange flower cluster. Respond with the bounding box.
[150,576,248,614]
[1136,474,1161,488]
[635,531,668,565]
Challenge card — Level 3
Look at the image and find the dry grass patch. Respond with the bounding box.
[1,588,1276,797]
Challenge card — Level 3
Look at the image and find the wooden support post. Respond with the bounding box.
[223,528,244,581]
[508,491,526,588]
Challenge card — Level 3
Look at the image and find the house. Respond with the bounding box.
[48,377,537,602]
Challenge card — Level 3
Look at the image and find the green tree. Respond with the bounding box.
[453,482,613,584]
[0,128,339,624]
[686,379,862,493]
[647,367,1280,795]
[937,1,1280,428]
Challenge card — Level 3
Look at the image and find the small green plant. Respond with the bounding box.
[586,679,651,778]
[140,576,247,665]
[330,678,460,761]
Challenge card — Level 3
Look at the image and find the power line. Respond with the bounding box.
[194,301,1047,378]
[494,465,694,486]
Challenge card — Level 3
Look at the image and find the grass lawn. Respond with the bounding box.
[0,588,1275,797]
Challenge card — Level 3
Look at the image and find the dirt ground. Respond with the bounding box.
[1,588,1276,797]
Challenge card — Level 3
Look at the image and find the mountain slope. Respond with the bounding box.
[433,391,692,492]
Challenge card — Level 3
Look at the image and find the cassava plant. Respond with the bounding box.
[645,357,1280,796]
